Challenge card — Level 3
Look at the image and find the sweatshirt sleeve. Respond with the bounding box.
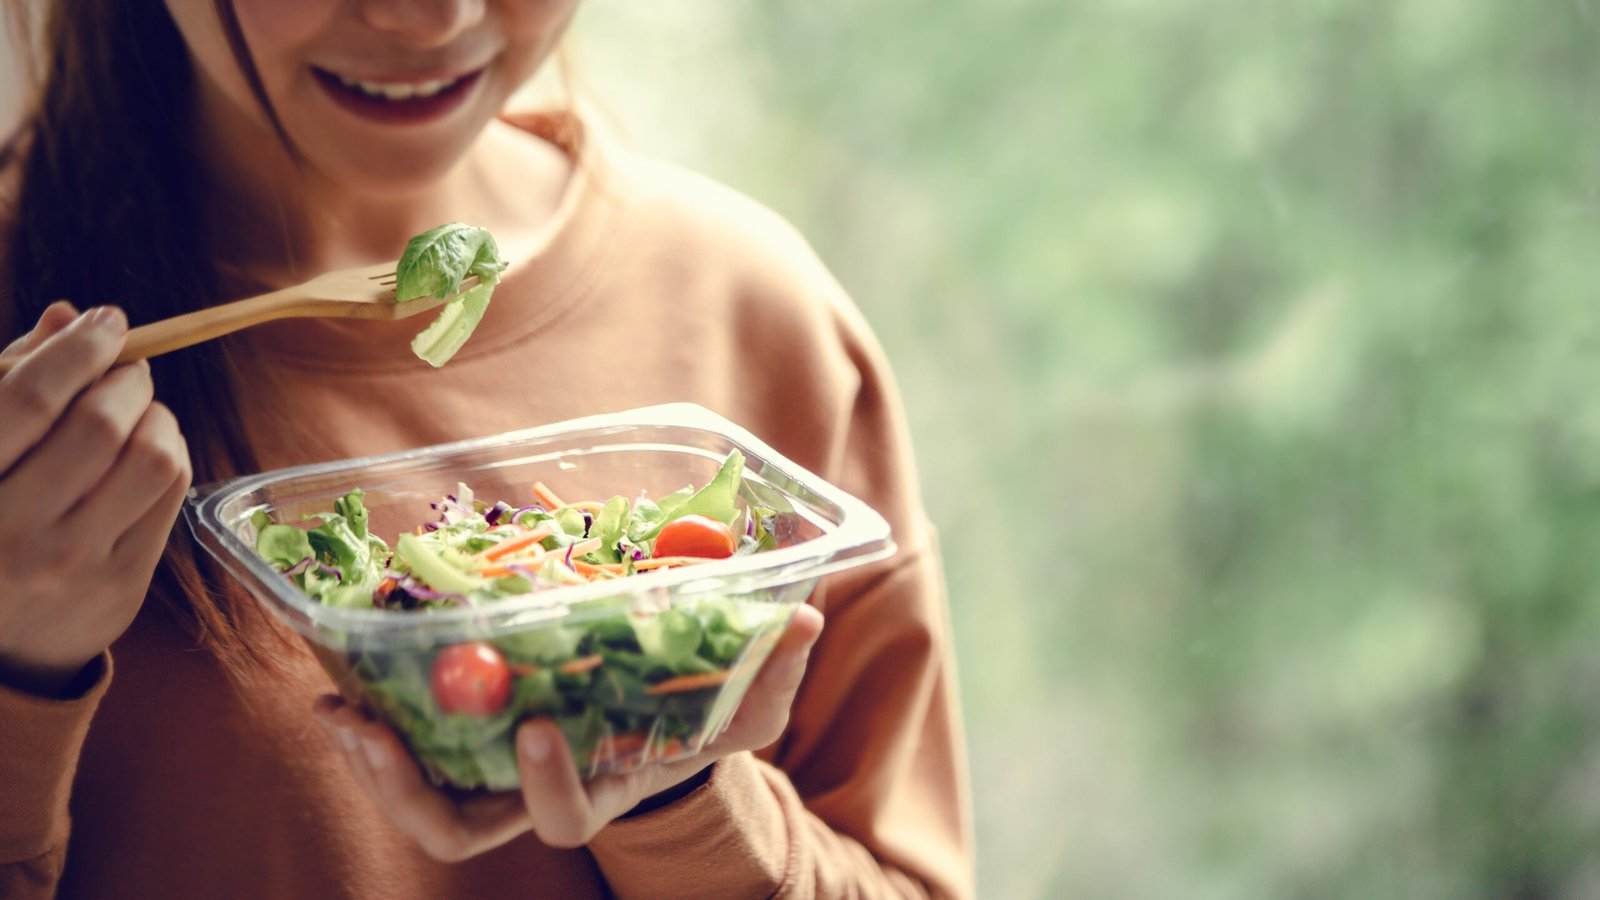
[0,653,112,899]
[590,279,974,898]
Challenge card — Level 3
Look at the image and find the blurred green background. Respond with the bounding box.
[562,1,1600,897]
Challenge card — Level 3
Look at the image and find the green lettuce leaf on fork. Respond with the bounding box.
[394,223,508,366]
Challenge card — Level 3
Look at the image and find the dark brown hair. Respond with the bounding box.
[4,0,297,674]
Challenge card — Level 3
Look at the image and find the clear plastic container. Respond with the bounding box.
[185,403,894,790]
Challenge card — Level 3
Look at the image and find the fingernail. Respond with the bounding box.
[362,739,387,771]
[86,306,127,335]
[338,727,358,752]
[521,728,550,764]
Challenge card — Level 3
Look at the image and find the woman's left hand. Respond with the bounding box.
[313,603,824,861]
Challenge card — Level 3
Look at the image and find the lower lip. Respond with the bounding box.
[311,68,483,126]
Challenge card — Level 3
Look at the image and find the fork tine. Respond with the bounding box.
[367,271,397,281]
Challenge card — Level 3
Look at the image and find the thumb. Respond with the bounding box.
[1,300,81,361]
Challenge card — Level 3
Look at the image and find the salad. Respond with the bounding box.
[395,222,508,367]
[252,450,795,788]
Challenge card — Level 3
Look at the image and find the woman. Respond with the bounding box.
[0,1,971,897]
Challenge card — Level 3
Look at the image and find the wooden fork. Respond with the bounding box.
[0,261,479,374]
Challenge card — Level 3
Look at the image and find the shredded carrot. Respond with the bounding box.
[632,555,720,572]
[483,540,603,580]
[509,663,540,677]
[574,560,625,577]
[590,733,687,764]
[591,731,650,762]
[477,552,546,578]
[474,526,553,563]
[560,500,607,514]
[645,669,733,695]
[531,481,565,510]
[373,576,399,603]
[558,654,604,675]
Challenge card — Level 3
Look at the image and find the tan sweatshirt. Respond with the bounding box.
[0,112,973,899]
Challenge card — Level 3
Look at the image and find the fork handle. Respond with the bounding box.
[0,288,323,376]
[112,288,319,362]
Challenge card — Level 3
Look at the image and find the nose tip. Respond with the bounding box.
[359,0,486,47]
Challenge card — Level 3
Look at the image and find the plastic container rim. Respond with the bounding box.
[184,403,895,640]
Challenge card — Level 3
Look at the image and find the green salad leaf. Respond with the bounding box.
[395,222,506,301]
[675,449,743,524]
[631,607,704,671]
[628,450,747,543]
[254,489,388,606]
[395,223,507,367]
[593,496,631,563]
[256,523,312,568]
[395,532,487,596]
[409,282,493,368]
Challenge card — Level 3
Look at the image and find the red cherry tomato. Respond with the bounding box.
[430,642,511,716]
[653,514,738,560]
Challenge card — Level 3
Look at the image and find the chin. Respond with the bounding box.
[295,122,482,196]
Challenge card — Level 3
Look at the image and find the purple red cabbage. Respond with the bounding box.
[484,500,516,527]
[285,557,342,582]
[429,482,476,526]
[509,504,545,523]
[388,574,469,607]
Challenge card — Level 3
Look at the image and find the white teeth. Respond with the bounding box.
[334,73,459,101]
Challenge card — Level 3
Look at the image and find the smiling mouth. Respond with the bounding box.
[332,71,467,100]
[311,66,485,125]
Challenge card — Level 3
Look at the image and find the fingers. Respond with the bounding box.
[107,459,191,572]
[5,361,157,522]
[0,306,128,475]
[313,696,530,862]
[512,720,711,847]
[1,301,79,360]
[60,400,189,535]
[513,720,600,848]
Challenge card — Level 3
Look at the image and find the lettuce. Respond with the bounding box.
[395,532,487,596]
[395,222,506,301]
[255,489,386,604]
[395,223,507,367]
[409,282,493,368]
[629,450,746,543]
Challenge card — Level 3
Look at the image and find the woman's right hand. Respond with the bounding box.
[0,302,192,697]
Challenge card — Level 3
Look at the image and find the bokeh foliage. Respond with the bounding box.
[568,1,1600,895]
